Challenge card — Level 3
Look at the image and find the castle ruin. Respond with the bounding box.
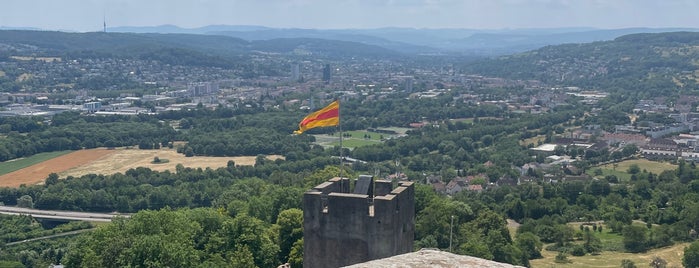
[303,175,415,268]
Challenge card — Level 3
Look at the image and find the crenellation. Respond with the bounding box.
[374,179,393,196]
[304,176,415,268]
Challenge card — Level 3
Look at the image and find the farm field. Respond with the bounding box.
[0,148,282,187]
[588,159,677,182]
[0,149,113,187]
[0,150,72,176]
[59,148,282,178]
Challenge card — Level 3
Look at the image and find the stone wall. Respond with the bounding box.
[303,177,414,268]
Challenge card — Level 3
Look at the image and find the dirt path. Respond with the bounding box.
[0,149,115,187]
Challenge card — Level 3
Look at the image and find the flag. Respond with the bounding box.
[294,100,339,134]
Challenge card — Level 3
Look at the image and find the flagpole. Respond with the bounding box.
[338,99,344,190]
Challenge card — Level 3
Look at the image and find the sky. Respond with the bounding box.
[1,0,698,32]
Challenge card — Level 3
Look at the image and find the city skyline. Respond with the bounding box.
[1,0,698,32]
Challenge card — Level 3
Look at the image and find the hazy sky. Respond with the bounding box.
[1,0,698,31]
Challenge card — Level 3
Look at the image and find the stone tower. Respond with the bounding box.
[303,176,415,268]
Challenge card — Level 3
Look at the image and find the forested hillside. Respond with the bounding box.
[466,32,699,96]
[0,30,400,61]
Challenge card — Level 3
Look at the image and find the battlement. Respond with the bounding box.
[303,176,415,268]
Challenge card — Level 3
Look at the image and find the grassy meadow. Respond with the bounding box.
[532,242,687,268]
[587,159,677,182]
[531,222,687,268]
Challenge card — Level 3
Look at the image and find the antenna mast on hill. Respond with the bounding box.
[103,10,107,33]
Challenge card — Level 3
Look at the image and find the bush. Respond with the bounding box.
[621,259,637,268]
[570,244,586,256]
[554,252,571,263]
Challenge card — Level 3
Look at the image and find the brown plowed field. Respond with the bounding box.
[0,149,115,187]
[0,148,282,188]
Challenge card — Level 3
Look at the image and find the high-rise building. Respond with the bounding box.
[188,82,219,96]
[322,64,331,83]
[303,176,415,268]
[291,63,301,81]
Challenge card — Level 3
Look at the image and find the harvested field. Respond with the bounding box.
[59,147,282,178]
[0,148,283,188]
[0,149,114,187]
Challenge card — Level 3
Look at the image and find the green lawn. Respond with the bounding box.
[314,129,405,149]
[587,159,677,182]
[0,151,72,176]
[587,167,633,182]
[373,127,411,135]
[331,130,385,140]
[327,139,382,148]
[450,118,474,124]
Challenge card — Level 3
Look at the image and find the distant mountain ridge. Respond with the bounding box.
[0,30,398,61]
[108,25,699,55]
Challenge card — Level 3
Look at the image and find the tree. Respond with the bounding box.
[17,250,39,267]
[288,238,303,268]
[276,208,303,264]
[684,241,699,268]
[417,199,473,249]
[477,134,493,147]
[621,259,637,268]
[184,147,194,157]
[554,251,570,263]
[45,173,59,186]
[17,195,33,208]
[457,210,527,266]
[515,232,543,259]
[594,168,604,176]
[605,174,619,183]
[230,245,257,268]
[570,244,586,256]
[649,256,667,268]
[627,164,641,175]
[622,225,648,253]
[583,229,602,254]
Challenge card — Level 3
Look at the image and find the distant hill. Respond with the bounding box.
[211,29,435,54]
[250,38,399,58]
[464,31,699,95]
[108,24,272,34]
[0,30,400,64]
[108,25,699,56]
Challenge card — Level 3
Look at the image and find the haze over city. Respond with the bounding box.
[1,0,699,32]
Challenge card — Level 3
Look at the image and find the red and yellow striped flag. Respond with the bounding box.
[294,100,339,134]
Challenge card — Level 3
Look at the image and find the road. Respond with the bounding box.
[0,205,131,222]
[4,228,95,246]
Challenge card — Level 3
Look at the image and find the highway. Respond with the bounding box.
[0,205,131,222]
[4,228,95,246]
